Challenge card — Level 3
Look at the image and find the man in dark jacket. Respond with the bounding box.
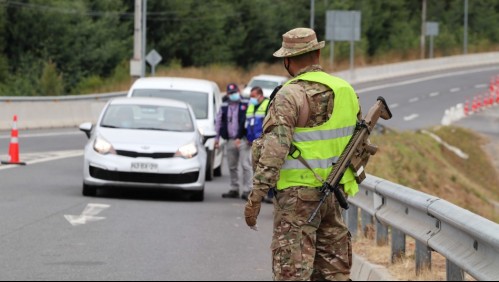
[215,83,251,199]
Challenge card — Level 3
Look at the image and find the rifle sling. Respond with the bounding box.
[289,144,326,184]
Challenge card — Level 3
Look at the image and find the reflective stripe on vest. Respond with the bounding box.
[276,71,360,197]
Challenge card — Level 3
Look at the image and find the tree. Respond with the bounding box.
[39,60,64,96]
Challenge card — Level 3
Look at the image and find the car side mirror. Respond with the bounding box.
[79,122,93,139]
[201,129,216,145]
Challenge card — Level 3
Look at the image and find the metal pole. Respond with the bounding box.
[141,0,147,78]
[131,0,142,80]
[429,35,434,59]
[420,0,427,59]
[464,0,468,54]
[310,0,315,29]
[349,12,355,80]
[330,41,334,69]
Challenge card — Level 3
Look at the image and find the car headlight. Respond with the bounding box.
[175,142,198,159]
[93,136,116,155]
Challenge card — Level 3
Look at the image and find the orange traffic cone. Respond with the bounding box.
[1,115,26,165]
[464,100,470,116]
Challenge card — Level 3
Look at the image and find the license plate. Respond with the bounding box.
[131,162,159,173]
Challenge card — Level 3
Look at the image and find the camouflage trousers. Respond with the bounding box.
[271,187,352,281]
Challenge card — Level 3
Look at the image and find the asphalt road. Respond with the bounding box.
[0,65,498,280]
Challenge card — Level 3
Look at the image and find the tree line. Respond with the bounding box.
[0,0,497,96]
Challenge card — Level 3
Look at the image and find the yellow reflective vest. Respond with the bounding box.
[276,71,360,197]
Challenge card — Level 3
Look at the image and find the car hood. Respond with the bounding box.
[97,128,196,152]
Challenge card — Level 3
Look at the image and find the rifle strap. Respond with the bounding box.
[289,144,325,184]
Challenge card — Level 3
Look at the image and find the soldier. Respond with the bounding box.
[244,27,362,281]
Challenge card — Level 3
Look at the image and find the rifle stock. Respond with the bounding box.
[307,96,392,223]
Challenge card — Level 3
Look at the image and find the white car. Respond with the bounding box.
[79,97,208,201]
[242,74,289,98]
[127,77,224,181]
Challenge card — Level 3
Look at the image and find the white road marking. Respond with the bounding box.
[450,88,461,93]
[64,203,110,226]
[356,66,499,94]
[0,150,83,170]
[474,84,488,89]
[404,114,419,121]
[409,97,419,103]
[0,131,81,140]
[389,103,399,109]
[429,92,440,97]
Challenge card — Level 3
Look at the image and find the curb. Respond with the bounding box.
[351,254,396,281]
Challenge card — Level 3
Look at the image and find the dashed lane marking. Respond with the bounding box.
[403,114,419,121]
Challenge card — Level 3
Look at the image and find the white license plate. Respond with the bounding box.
[131,162,159,173]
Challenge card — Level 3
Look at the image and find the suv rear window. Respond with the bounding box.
[131,89,208,119]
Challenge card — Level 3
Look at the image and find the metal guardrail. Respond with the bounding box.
[0,91,127,102]
[347,174,499,281]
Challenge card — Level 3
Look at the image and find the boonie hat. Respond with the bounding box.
[226,83,240,94]
[273,27,325,58]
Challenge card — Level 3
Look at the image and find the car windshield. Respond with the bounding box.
[249,79,281,89]
[131,89,208,119]
[100,104,194,132]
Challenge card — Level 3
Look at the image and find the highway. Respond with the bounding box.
[0,65,498,280]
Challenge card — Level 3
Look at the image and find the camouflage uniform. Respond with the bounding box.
[251,28,361,281]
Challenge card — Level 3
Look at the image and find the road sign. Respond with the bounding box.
[326,10,361,42]
[146,49,162,75]
[426,22,439,36]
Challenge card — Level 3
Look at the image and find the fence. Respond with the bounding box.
[347,174,499,281]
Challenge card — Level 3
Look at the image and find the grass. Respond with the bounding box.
[356,125,499,280]
[367,126,499,222]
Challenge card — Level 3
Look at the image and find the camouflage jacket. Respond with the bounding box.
[251,64,362,199]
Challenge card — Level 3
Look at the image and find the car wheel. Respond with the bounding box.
[214,154,223,177]
[82,183,97,197]
[205,149,214,181]
[191,188,204,202]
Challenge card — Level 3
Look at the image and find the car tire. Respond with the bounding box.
[205,149,215,181]
[214,155,223,177]
[82,183,97,197]
[191,188,204,202]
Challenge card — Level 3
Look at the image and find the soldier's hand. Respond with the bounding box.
[244,199,261,231]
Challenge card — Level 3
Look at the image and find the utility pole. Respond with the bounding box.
[131,0,143,80]
[420,0,427,59]
[310,0,315,29]
[142,0,147,78]
[464,0,468,54]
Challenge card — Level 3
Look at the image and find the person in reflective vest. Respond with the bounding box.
[241,86,271,202]
[244,27,363,281]
[245,86,270,145]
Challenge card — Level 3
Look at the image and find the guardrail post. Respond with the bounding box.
[375,219,388,246]
[361,210,373,238]
[415,240,432,275]
[391,227,406,263]
[347,204,359,238]
[446,259,464,281]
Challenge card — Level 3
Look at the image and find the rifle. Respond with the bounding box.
[307,96,393,223]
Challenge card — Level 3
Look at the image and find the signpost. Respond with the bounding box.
[425,21,439,59]
[325,10,361,78]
